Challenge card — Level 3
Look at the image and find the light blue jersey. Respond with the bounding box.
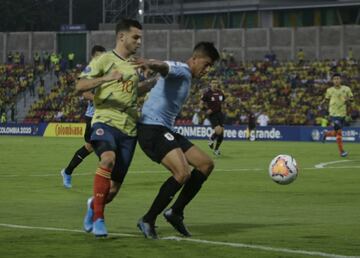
[85,101,95,118]
[140,61,192,129]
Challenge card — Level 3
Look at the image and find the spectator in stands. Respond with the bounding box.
[7,51,13,64]
[20,52,25,65]
[43,51,50,71]
[1,112,7,123]
[37,83,45,99]
[10,103,16,122]
[14,51,20,65]
[297,48,304,64]
[33,52,41,66]
[68,52,75,69]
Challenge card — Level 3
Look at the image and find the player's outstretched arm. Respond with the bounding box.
[133,58,169,77]
[75,70,123,94]
[138,76,158,96]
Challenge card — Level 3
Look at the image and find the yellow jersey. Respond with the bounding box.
[325,85,353,117]
[79,51,139,136]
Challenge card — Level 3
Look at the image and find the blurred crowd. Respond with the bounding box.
[178,53,360,126]
[24,69,85,123]
[0,62,43,123]
[3,50,360,126]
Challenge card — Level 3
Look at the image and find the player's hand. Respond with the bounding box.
[206,109,212,115]
[103,70,123,82]
[131,58,164,71]
[131,57,151,70]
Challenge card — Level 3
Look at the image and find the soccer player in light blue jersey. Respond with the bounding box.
[61,45,106,189]
[136,42,220,239]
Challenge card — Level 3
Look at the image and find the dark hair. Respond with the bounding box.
[115,18,142,34]
[193,42,220,62]
[91,45,106,57]
[332,73,341,78]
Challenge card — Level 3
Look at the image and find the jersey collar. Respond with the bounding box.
[112,49,126,61]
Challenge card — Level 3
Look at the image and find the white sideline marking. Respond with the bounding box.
[314,160,353,169]
[0,223,358,258]
[1,166,360,178]
[0,223,137,237]
[163,236,360,258]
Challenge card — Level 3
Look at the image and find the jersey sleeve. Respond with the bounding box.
[78,56,105,79]
[164,61,191,79]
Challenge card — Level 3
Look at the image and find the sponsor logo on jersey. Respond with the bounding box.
[96,128,104,136]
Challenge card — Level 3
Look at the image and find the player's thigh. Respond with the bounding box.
[138,123,180,163]
[330,116,345,131]
[214,125,223,134]
[176,133,214,175]
[210,112,224,131]
[90,123,117,155]
[184,145,214,176]
[111,134,137,184]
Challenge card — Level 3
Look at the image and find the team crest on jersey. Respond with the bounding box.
[83,66,91,73]
[96,128,104,136]
[164,132,174,141]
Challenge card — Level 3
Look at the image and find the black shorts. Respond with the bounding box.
[248,122,256,130]
[137,123,194,163]
[91,123,137,183]
[209,111,224,128]
[84,116,92,143]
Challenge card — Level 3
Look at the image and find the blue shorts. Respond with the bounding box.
[91,122,137,183]
[330,116,345,131]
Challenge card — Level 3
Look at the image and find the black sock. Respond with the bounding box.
[143,176,183,223]
[210,133,218,141]
[171,169,207,215]
[214,133,224,150]
[65,146,91,175]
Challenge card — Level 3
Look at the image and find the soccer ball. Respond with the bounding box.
[269,154,298,185]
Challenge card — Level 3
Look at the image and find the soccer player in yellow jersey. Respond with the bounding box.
[321,73,353,157]
[61,45,106,189]
[75,18,154,237]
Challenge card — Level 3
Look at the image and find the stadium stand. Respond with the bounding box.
[21,55,359,126]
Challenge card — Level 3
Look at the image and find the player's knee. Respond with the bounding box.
[85,143,93,152]
[100,152,115,169]
[178,173,191,184]
[174,169,191,184]
[199,159,214,176]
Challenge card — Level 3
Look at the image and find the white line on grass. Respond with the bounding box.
[163,236,360,258]
[0,223,137,237]
[1,166,360,178]
[0,223,358,258]
[314,160,353,169]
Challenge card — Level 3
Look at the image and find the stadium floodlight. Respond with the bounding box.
[138,0,144,23]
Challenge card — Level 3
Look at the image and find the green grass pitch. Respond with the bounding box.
[0,136,359,258]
